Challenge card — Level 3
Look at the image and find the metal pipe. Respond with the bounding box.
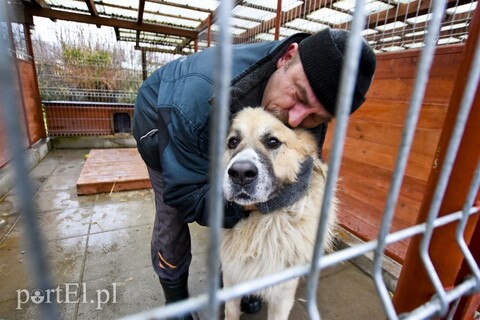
[305,3,376,318]
[372,0,448,318]
[401,277,478,320]
[0,3,59,320]
[206,0,233,319]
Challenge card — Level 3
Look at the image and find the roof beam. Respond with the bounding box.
[24,6,198,39]
[84,0,101,28]
[29,0,49,8]
[136,0,146,49]
[85,0,98,17]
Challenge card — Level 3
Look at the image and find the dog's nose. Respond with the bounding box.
[228,161,258,186]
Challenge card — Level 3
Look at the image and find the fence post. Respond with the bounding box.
[392,4,480,315]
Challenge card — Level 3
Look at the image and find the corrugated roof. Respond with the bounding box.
[22,0,478,54]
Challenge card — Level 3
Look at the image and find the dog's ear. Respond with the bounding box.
[294,129,318,157]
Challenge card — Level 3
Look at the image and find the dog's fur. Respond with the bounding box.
[221,107,338,320]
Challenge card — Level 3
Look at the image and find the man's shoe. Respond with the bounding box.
[159,273,196,320]
[240,295,262,314]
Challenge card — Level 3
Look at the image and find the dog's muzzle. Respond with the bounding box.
[227,160,258,186]
[223,149,274,205]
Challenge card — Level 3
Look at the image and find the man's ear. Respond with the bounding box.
[277,43,299,69]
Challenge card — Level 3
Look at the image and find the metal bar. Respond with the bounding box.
[207,14,212,47]
[141,50,147,81]
[0,3,59,320]
[304,2,371,318]
[372,0,449,318]
[121,207,480,320]
[206,0,233,319]
[402,277,478,320]
[419,16,480,316]
[445,297,461,320]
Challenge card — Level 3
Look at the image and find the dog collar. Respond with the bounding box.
[256,156,314,214]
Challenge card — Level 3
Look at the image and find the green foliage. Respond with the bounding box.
[36,42,142,103]
[63,47,112,66]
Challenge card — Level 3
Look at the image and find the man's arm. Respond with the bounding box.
[158,106,245,228]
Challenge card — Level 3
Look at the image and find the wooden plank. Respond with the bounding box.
[368,76,457,104]
[76,148,151,195]
[44,104,133,135]
[338,157,427,204]
[375,45,464,79]
[336,159,425,223]
[18,60,45,144]
[348,100,448,128]
[336,162,423,228]
[337,191,410,262]
[343,118,443,156]
[330,136,433,182]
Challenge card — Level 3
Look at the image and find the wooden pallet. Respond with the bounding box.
[76,148,151,195]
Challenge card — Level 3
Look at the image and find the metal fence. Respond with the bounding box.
[126,1,480,319]
[123,1,480,319]
[1,1,480,320]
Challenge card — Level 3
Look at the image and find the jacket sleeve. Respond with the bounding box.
[157,106,245,228]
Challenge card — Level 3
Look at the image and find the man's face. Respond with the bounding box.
[261,43,333,129]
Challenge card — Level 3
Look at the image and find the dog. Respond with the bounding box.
[220,107,338,320]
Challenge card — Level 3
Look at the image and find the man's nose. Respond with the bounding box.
[287,104,311,127]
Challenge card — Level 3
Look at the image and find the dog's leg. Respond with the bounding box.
[224,298,241,320]
[267,279,299,320]
[223,278,241,320]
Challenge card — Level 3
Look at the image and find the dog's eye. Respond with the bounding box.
[266,137,281,149]
[228,137,239,149]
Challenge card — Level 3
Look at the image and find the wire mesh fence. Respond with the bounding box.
[120,1,480,319]
[35,53,142,136]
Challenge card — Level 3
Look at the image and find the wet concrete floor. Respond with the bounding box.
[0,149,386,319]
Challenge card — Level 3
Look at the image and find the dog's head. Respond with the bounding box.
[223,107,319,206]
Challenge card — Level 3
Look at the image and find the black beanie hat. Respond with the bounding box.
[298,28,376,116]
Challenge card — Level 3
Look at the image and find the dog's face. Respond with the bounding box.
[223,107,318,206]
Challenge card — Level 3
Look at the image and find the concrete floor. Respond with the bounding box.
[0,148,386,319]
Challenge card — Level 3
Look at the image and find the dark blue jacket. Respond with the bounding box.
[133,33,327,227]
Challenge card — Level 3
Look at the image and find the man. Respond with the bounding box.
[133,28,376,319]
